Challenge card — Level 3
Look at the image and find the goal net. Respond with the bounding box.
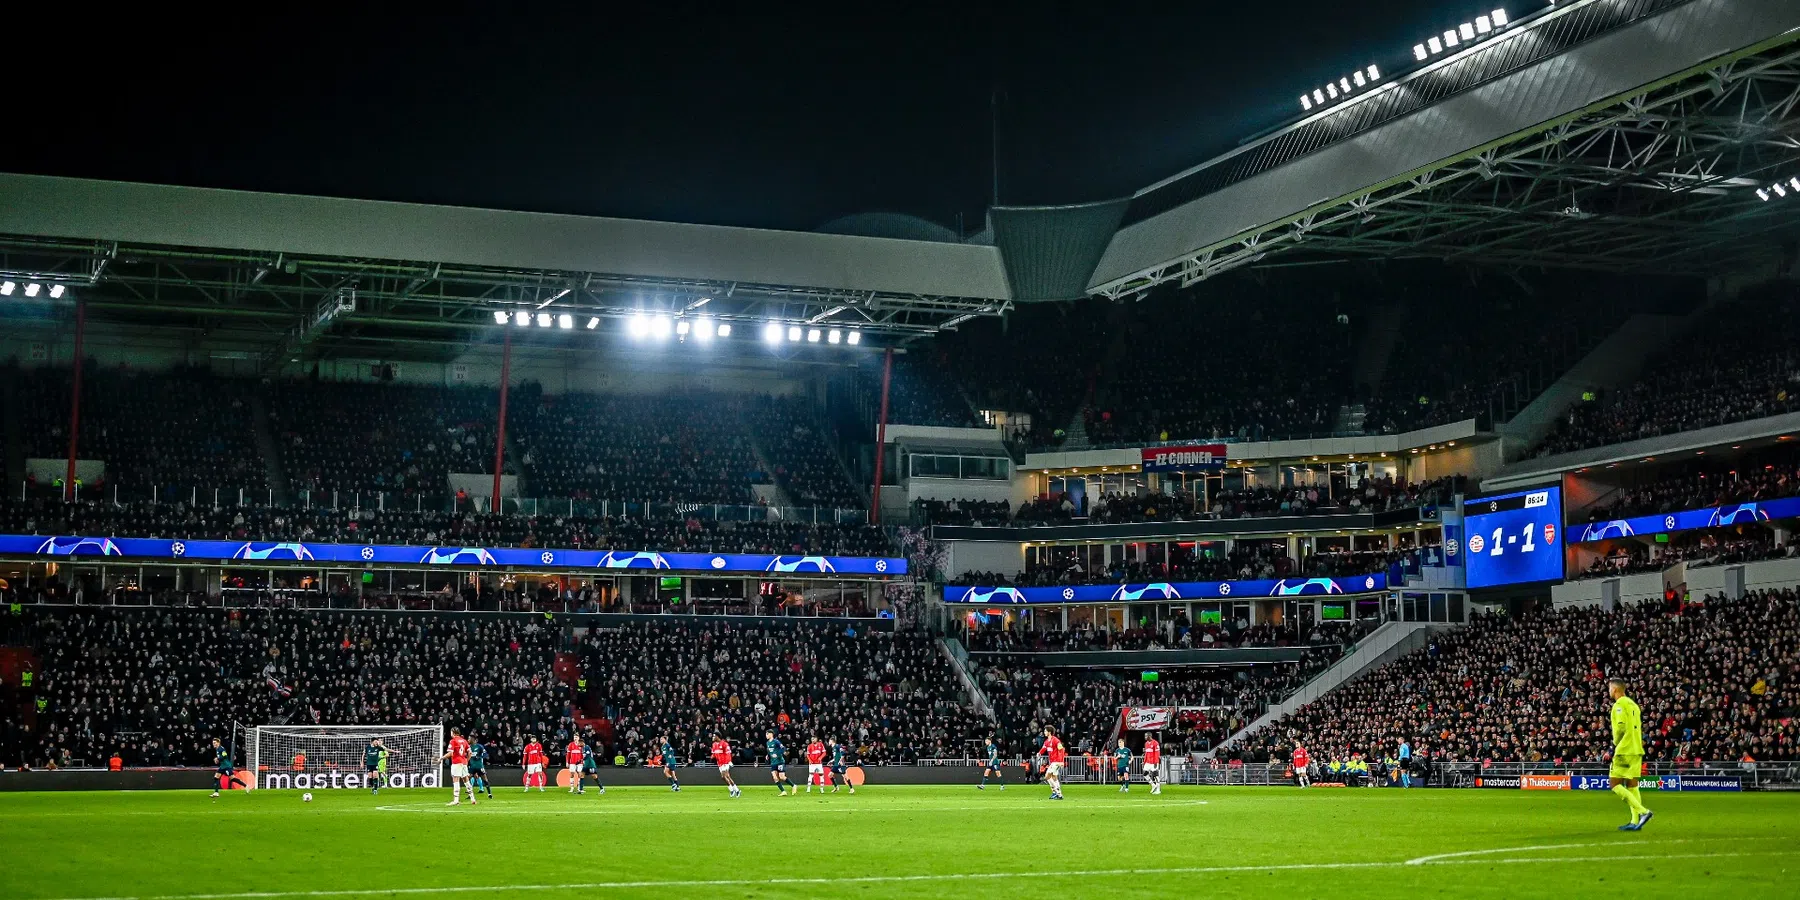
[248,725,443,791]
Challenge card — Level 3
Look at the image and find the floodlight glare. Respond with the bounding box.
[0,281,13,296]
[49,284,66,299]
[651,315,673,338]
[827,329,842,344]
[629,313,650,338]
[1352,71,1365,88]
[557,313,573,330]
[694,316,714,339]
[1775,183,1789,197]
[494,310,509,324]
[1427,36,1443,53]
[1444,30,1459,47]
[514,310,531,327]
[1312,89,1326,104]
[1459,22,1475,40]
[1757,188,1770,201]
[676,320,691,336]
[1491,8,1508,27]
[536,312,552,328]
[806,328,822,343]
[1414,44,1429,60]
[1476,15,1492,33]
[586,317,599,329]
[24,282,41,298]
[787,325,802,342]
[1326,83,1338,99]
[1790,177,1800,191]
[1300,94,1313,110]
[717,323,732,337]
[1366,64,1379,81]
[846,330,861,345]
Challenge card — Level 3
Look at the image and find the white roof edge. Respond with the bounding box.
[0,173,1013,301]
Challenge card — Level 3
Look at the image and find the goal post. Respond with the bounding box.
[248,725,444,791]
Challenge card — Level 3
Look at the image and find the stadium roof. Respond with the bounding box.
[1086,0,1800,296]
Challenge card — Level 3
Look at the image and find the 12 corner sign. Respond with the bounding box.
[258,771,439,790]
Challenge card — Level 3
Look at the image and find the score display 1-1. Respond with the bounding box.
[1462,486,1564,589]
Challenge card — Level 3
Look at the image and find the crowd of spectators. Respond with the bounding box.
[947,537,1423,587]
[936,303,1097,448]
[1582,452,1800,523]
[965,618,1373,653]
[512,386,760,505]
[911,498,1012,527]
[875,351,980,428]
[751,395,864,510]
[271,379,497,497]
[1532,286,1800,458]
[1234,588,1800,764]
[578,619,988,765]
[6,606,562,769]
[1578,531,1793,580]
[0,498,895,557]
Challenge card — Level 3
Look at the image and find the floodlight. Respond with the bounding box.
[806,328,822,343]
[764,322,783,344]
[1790,177,1800,191]
[1444,30,1459,48]
[827,329,842,344]
[0,281,13,296]
[1312,89,1326,105]
[629,313,650,338]
[494,310,510,324]
[557,313,573,330]
[1414,44,1429,61]
[1339,77,1352,94]
[787,325,802,342]
[694,316,714,339]
[1427,36,1443,54]
[1300,94,1313,111]
[651,315,673,338]
[1352,71,1365,88]
[676,320,691,336]
[846,330,861,345]
[717,323,732,337]
[1476,15,1492,33]
[1459,22,1475,41]
[586,317,599,329]
[1491,8,1508,26]
[1757,188,1770,201]
[515,310,531,327]
[1326,83,1338,99]
[49,284,66,299]
[1775,183,1789,197]
[24,282,41,297]
[536,312,552,328]
[1366,65,1379,81]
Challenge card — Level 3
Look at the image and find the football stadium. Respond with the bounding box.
[3,2,1800,897]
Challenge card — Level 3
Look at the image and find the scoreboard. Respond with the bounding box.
[1463,486,1564,589]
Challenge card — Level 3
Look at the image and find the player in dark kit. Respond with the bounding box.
[468,737,492,798]
[363,738,386,795]
[1113,739,1134,792]
[579,738,605,795]
[827,738,854,794]
[209,737,247,797]
[979,737,1005,790]
[766,731,794,796]
[659,734,681,792]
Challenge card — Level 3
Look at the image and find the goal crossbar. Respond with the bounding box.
[248,724,444,791]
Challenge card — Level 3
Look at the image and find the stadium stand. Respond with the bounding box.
[750,395,864,510]
[1578,448,1800,523]
[1233,588,1800,765]
[881,350,980,428]
[270,379,498,497]
[1533,285,1800,457]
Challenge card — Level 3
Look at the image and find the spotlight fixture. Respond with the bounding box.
[0,281,12,296]
[49,284,66,299]
[846,330,861,345]
[717,323,732,337]
[514,310,531,327]
[827,329,842,344]
[557,313,573,330]
[651,315,673,338]
[494,310,510,325]
[536,312,552,328]
[787,325,802,342]
[763,322,783,344]
[676,320,691,336]
[693,316,713,340]
[586,317,599,329]
[1302,59,1383,111]
[806,328,822,343]
[24,282,41,298]
[1419,10,1510,61]
[629,313,650,338]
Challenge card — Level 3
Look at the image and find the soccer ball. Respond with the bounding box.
[302,792,313,802]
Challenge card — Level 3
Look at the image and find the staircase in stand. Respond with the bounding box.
[248,389,291,507]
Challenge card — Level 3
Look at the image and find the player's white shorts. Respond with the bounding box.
[450,763,469,779]
[808,763,825,775]
[526,763,543,775]
[718,763,733,774]
[566,766,581,778]
[1046,762,1063,777]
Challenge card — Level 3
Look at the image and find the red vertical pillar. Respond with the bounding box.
[869,347,894,524]
[491,328,513,514]
[64,298,86,502]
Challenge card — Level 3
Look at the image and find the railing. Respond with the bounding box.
[1179,759,1800,788]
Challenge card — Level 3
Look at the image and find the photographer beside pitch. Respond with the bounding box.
[1607,678,1654,831]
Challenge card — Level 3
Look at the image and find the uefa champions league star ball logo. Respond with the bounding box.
[1062,587,1075,601]
[874,559,888,573]
[1218,583,1231,596]
[1665,515,1676,530]
[1468,533,1487,554]
[171,542,186,558]
[361,547,376,560]
[540,551,555,565]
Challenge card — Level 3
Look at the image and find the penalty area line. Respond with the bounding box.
[46,848,1789,900]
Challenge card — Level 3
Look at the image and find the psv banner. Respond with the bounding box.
[1125,707,1175,731]
[1141,444,1228,472]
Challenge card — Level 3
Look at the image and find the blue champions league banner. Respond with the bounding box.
[1657,774,1743,792]
[0,535,905,576]
[943,573,1387,604]
[1572,495,1800,544]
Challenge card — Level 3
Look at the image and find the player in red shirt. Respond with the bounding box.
[440,728,476,806]
[1142,734,1163,796]
[564,739,585,794]
[1038,726,1067,801]
[805,738,828,793]
[711,733,742,798]
[1291,744,1311,788]
[522,736,546,791]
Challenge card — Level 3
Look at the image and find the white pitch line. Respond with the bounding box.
[43,847,1792,900]
[372,798,1211,814]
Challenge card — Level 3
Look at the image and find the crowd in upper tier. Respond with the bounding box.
[913,476,1464,529]
[1233,588,1800,765]
[1580,449,1800,523]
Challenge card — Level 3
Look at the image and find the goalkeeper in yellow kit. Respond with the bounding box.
[1608,678,1654,831]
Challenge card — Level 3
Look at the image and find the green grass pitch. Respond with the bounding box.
[1,784,1795,899]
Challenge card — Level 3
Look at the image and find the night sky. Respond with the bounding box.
[5,1,1498,233]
